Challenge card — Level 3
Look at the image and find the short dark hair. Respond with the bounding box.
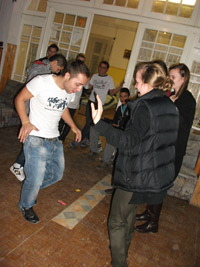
[120,87,130,96]
[48,44,59,52]
[76,53,86,61]
[49,54,67,67]
[61,60,90,78]
[99,60,109,69]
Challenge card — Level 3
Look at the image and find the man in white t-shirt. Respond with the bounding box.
[70,60,122,148]
[59,53,86,141]
[15,61,89,224]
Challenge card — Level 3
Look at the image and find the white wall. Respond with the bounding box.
[0,0,25,79]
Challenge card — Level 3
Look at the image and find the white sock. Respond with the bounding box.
[13,163,21,169]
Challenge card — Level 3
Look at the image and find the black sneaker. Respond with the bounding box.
[18,205,39,224]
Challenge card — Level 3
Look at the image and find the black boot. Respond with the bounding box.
[135,203,163,233]
[136,205,151,221]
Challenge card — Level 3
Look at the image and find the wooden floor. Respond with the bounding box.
[0,108,200,267]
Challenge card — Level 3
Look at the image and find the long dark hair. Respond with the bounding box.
[169,63,190,98]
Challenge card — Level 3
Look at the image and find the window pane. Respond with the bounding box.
[75,16,87,28]
[27,0,37,11]
[22,25,32,36]
[37,0,47,12]
[21,36,30,42]
[166,2,179,15]
[70,45,80,52]
[157,32,171,45]
[155,44,168,51]
[179,5,194,18]
[127,0,139,8]
[32,26,41,37]
[171,35,186,48]
[59,43,69,49]
[64,14,75,26]
[31,37,40,43]
[54,12,64,24]
[152,1,165,13]
[115,0,126,6]
[72,29,84,45]
[152,51,166,60]
[61,32,71,43]
[63,26,73,32]
[59,49,68,57]
[143,29,157,42]
[15,42,28,75]
[103,0,114,4]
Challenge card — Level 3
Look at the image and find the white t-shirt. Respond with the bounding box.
[89,74,114,105]
[68,89,82,109]
[27,74,75,138]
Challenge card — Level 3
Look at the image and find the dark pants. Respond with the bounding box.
[81,100,92,141]
[15,146,25,167]
[108,189,137,267]
[58,108,76,141]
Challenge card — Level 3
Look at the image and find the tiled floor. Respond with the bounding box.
[0,108,200,267]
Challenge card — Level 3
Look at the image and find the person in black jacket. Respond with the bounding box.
[135,63,196,234]
[91,62,179,266]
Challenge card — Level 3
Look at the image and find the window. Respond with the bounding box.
[189,60,200,129]
[103,0,140,9]
[137,29,186,67]
[13,25,42,82]
[27,0,47,12]
[48,12,87,60]
[152,0,196,18]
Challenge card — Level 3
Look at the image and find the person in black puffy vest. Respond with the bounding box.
[135,63,196,235]
[91,62,179,267]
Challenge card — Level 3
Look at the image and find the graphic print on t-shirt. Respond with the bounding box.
[47,97,68,110]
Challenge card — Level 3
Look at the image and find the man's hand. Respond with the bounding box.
[71,126,81,142]
[91,95,103,124]
[18,122,39,143]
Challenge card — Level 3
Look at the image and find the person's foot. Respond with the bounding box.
[96,161,111,170]
[80,139,90,148]
[10,163,25,181]
[18,205,39,224]
[69,141,79,148]
[104,188,114,195]
[83,151,98,158]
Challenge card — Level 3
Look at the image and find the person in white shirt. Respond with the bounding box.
[59,53,86,141]
[15,61,89,224]
[70,60,122,148]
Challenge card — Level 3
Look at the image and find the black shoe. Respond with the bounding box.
[19,206,39,224]
[136,209,151,221]
[105,188,114,195]
[135,221,158,233]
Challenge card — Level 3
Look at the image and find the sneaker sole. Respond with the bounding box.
[10,167,25,182]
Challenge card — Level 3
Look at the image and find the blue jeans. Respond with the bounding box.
[19,136,64,209]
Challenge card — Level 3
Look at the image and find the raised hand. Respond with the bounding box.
[91,94,103,125]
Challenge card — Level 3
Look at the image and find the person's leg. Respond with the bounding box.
[89,127,99,153]
[41,138,64,189]
[108,189,137,267]
[10,146,26,181]
[81,101,92,141]
[102,143,116,164]
[19,136,48,209]
[59,108,76,141]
